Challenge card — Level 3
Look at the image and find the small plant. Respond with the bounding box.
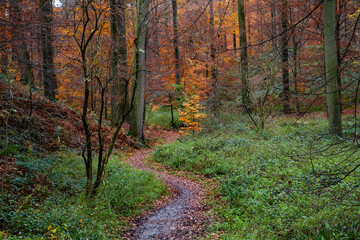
[179,93,206,135]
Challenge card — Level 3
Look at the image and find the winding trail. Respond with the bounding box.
[124,131,209,239]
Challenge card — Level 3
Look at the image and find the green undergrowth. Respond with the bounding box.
[0,150,167,239]
[153,114,360,239]
[146,108,182,129]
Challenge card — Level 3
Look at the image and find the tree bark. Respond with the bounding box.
[172,0,181,87]
[324,0,342,136]
[9,0,34,87]
[40,0,57,100]
[233,32,237,55]
[210,0,218,91]
[110,0,128,126]
[270,0,277,54]
[281,0,290,114]
[129,0,149,142]
[237,0,251,111]
[335,0,344,112]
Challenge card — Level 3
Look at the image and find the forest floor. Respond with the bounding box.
[0,79,223,239]
[122,130,221,240]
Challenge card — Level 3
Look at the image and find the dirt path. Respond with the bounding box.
[124,131,209,239]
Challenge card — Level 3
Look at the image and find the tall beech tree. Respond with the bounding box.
[172,0,181,87]
[129,0,150,142]
[110,0,128,125]
[324,0,342,136]
[237,0,251,111]
[209,0,217,83]
[9,0,34,87]
[280,0,290,114]
[40,0,57,100]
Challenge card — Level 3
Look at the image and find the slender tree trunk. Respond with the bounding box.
[91,85,106,197]
[129,0,149,142]
[237,0,251,111]
[324,0,342,136]
[110,0,128,126]
[281,0,290,114]
[74,1,100,198]
[1,54,8,76]
[293,41,300,114]
[172,0,181,87]
[271,0,277,54]
[210,1,218,90]
[233,32,237,55]
[335,0,343,112]
[9,0,34,87]
[152,0,160,51]
[0,5,8,78]
[40,0,57,100]
[82,64,93,197]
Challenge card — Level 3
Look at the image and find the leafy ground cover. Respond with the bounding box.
[0,151,167,239]
[153,113,360,239]
[145,108,182,129]
[0,81,169,239]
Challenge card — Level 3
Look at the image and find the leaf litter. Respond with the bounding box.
[123,130,215,240]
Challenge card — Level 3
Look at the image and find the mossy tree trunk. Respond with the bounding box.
[40,0,57,100]
[9,0,34,87]
[110,0,128,126]
[172,0,181,87]
[281,0,290,114]
[129,0,149,142]
[324,0,342,136]
[237,0,251,112]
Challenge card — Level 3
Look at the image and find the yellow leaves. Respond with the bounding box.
[149,103,161,112]
[179,92,206,135]
[0,231,9,237]
[46,225,58,239]
[348,9,360,19]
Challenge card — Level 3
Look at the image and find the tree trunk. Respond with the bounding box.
[271,0,277,54]
[237,0,251,111]
[129,0,149,142]
[9,0,34,87]
[1,54,8,76]
[335,0,344,112]
[210,0,218,91]
[324,0,342,136]
[110,0,128,126]
[293,40,300,114]
[40,0,57,100]
[233,32,237,55]
[172,0,181,87]
[281,0,290,114]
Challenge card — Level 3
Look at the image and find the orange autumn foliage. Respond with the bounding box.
[179,93,206,135]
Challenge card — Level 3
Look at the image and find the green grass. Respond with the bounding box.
[1,151,167,239]
[145,108,182,129]
[153,114,360,239]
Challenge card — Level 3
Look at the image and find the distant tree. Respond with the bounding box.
[237,0,251,112]
[172,0,181,87]
[9,0,34,87]
[40,0,57,100]
[208,0,220,113]
[323,0,342,136]
[280,0,290,114]
[209,0,217,84]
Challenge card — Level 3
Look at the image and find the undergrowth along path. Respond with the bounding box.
[124,130,211,239]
